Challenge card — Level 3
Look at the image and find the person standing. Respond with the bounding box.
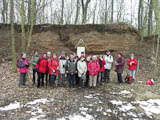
[115,53,125,83]
[97,56,106,85]
[17,53,29,87]
[45,51,52,86]
[88,56,100,88]
[48,53,59,88]
[127,54,138,81]
[104,50,113,83]
[36,53,48,88]
[58,51,67,87]
[85,56,91,87]
[77,56,87,88]
[66,53,77,88]
[32,50,39,86]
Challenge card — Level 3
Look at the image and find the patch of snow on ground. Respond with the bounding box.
[84,94,94,99]
[110,100,123,105]
[120,90,131,95]
[57,114,94,120]
[29,114,46,120]
[0,101,20,111]
[134,99,160,117]
[110,100,136,112]
[118,103,136,112]
[25,98,49,106]
[79,107,88,111]
[111,90,131,96]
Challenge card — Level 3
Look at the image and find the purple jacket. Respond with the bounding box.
[115,56,125,73]
[18,58,29,73]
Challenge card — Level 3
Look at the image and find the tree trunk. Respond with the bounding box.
[60,0,64,25]
[74,0,80,24]
[27,0,35,52]
[148,0,153,36]
[10,0,17,72]
[105,0,108,24]
[81,0,91,24]
[2,0,6,23]
[28,0,31,25]
[138,0,143,31]
[111,0,114,23]
[20,0,26,52]
[152,0,160,79]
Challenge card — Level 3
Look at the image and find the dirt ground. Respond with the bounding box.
[0,24,160,120]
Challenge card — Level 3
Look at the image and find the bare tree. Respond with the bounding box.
[10,0,17,72]
[81,0,91,24]
[27,0,35,51]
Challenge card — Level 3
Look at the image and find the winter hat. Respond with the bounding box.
[61,51,66,54]
[106,49,110,53]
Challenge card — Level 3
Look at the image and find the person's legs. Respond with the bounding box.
[97,72,100,84]
[58,73,61,86]
[23,73,26,85]
[50,75,55,88]
[89,76,93,87]
[33,69,36,85]
[19,73,23,87]
[37,72,41,88]
[45,71,49,86]
[67,74,71,88]
[41,73,44,87]
[85,72,89,87]
[71,75,75,88]
[93,76,97,87]
[117,73,123,83]
[104,69,107,83]
[106,69,110,82]
[79,77,83,88]
[132,70,136,80]
[100,72,104,83]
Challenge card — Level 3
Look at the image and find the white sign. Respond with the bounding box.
[77,47,85,58]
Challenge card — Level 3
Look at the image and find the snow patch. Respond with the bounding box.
[25,98,49,106]
[134,99,160,117]
[110,100,136,112]
[57,114,94,120]
[111,90,131,96]
[0,101,20,111]
[84,94,94,99]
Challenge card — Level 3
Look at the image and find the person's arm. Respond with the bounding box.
[133,59,138,66]
[65,60,69,73]
[127,59,130,66]
[102,59,106,65]
[84,62,87,73]
[96,62,100,72]
[18,59,25,68]
[117,58,125,66]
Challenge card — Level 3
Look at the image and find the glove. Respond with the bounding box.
[25,64,29,68]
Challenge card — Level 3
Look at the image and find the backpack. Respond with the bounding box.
[125,74,133,84]
[16,58,21,68]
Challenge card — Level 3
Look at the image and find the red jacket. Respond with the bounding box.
[48,57,59,76]
[88,60,100,76]
[127,58,138,70]
[36,57,48,73]
[97,58,106,72]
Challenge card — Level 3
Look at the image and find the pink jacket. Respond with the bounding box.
[88,60,100,76]
[19,58,29,73]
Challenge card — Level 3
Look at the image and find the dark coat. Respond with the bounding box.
[115,56,125,73]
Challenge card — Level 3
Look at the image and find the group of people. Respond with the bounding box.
[17,50,138,88]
